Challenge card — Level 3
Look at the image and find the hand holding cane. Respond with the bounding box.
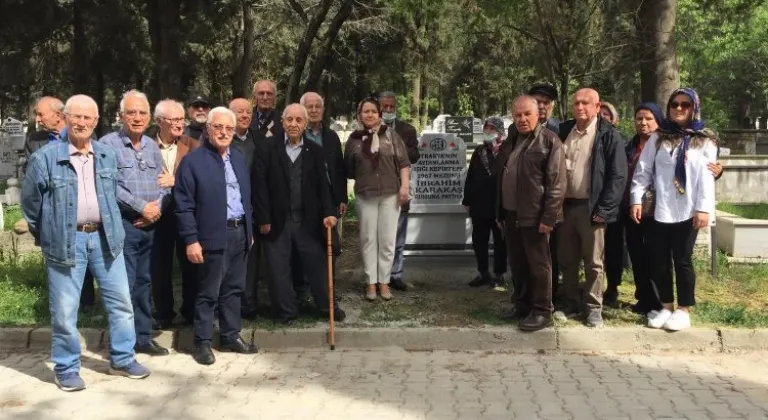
[326,224,336,350]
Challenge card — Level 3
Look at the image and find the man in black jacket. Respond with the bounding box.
[249,80,282,139]
[253,103,345,324]
[183,95,211,140]
[379,92,420,291]
[556,88,627,328]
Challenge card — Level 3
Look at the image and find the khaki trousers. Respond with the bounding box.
[557,201,606,310]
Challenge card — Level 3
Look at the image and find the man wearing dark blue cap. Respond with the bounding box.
[184,95,211,140]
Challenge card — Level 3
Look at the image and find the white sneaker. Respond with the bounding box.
[663,309,691,331]
[648,309,672,329]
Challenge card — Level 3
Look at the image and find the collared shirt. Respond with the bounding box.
[157,137,178,174]
[234,129,249,142]
[223,148,245,220]
[99,130,170,216]
[47,126,68,144]
[69,143,101,225]
[305,126,323,146]
[563,117,598,199]
[285,135,304,163]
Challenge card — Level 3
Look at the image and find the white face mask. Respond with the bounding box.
[382,112,396,123]
[483,133,497,143]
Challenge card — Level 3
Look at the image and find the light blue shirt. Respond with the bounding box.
[285,135,303,163]
[305,127,323,146]
[223,149,245,220]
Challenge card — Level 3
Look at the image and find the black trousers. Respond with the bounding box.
[651,219,698,307]
[241,236,264,314]
[194,225,247,344]
[265,220,333,320]
[471,217,507,275]
[80,269,95,307]
[505,212,553,315]
[625,215,662,310]
[151,211,197,322]
[605,219,625,288]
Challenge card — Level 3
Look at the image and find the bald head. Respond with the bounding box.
[512,95,540,135]
[35,96,65,132]
[252,80,276,112]
[282,103,308,141]
[572,88,601,128]
[229,98,252,134]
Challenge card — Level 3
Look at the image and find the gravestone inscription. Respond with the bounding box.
[410,133,467,203]
[445,116,473,143]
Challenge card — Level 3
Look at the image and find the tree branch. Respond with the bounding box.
[284,0,308,23]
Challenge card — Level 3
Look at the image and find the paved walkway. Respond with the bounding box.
[1,350,768,420]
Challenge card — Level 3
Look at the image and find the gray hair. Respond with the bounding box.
[252,79,277,94]
[63,94,99,116]
[153,99,185,120]
[119,89,150,113]
[378,91,396,101]
[512,95,538,111]
[206,106,236,126]
[282,103,309,121]
[35,96,64,113]
[299,92,324,107]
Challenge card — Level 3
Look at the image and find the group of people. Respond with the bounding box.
[463,83,723,333]
[20,80,421,392]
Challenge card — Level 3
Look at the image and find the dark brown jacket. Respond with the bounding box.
[393,119,420,164]
[345,126,410,199]
[157,134,200,174]
[496,125,566,228]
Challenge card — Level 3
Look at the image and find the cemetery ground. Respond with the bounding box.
[1,216,768,331]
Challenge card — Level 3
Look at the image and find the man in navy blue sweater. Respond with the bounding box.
[174,106,258,365]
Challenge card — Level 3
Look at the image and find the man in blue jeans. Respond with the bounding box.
[21,94,150,392]
[100,90,172,356]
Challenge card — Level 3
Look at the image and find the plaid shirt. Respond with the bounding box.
[99,129,170,216]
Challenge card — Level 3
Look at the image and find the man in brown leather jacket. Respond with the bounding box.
[497,95,566,331]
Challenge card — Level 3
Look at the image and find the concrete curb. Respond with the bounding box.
[2,326,767,353]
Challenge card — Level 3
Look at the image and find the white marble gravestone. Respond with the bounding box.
[405,133,472,255]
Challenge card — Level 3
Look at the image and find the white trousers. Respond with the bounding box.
[357,194,400,285]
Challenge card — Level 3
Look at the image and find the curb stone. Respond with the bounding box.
[5,326,767,353]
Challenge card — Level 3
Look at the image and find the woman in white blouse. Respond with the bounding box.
[629,88,717,331]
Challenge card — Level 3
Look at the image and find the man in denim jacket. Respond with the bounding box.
[21,94,151,392]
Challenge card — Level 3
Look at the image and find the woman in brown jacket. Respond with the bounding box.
[345,97,410,300]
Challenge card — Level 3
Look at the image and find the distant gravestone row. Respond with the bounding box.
[0,117,25,205]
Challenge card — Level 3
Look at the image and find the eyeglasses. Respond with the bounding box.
[135,150,147,171]
[67,114,96,123]
[162,117,185,125]
[670,101,692,110]
[123,110,149,117]
[211,124,235,133]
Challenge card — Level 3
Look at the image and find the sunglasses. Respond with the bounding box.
[670,101,693,110]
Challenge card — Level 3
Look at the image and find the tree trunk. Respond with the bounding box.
[420,83,429,130]
[147,0,184,100]
[410,58,422,126]
[232,1,255,98]
[285,0,334,105]
[638,0,679,107]
[304,0,354,93]
[72,0,90,94]
[558,73,570,120]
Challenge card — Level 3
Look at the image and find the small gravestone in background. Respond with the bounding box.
[445,117,473,143]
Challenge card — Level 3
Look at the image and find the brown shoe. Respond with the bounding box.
[379,284,392,300]
[365,285,377,301]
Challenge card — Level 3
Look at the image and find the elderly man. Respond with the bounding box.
[253,103,345,325]
[497,96,566,331]
[378,92,420,291]
[21,94,150,391]
[175,106,258,365]
[249,80,282,138]
[556,88,627,328]
[150,99,200,328]
[100,90,171,355]
[183,95,211,140]
[229,97,266,319]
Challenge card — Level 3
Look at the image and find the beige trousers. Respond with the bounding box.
[557,202,606,310]
[357,194,400,285]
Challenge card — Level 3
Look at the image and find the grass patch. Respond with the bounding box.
[716,202,768,219]
[3,205,22,231]
[344,194,357,221]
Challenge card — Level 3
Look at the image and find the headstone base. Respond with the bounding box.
[404,203,472,256]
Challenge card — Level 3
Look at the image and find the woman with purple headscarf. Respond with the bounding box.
[629,88,718,331]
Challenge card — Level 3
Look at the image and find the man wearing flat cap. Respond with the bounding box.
[184,95,211,140]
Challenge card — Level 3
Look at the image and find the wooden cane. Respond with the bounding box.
[326,224,336,350]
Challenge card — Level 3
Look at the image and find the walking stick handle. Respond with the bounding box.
[327,224,335,350]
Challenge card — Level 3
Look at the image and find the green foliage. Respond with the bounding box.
[716,202,768,219]
[456,85,474,117]
[3,205,23,231]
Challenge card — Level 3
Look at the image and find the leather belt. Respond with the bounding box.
[227,217,245,228]
[77,223,101,233]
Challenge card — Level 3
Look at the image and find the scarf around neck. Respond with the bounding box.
[350,124,388,169]
[658,88,707,195]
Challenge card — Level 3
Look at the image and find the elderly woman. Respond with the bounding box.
[599,102,620,127]
[345,97,410,301]
[630,88,718,331]
[462,117,507,289]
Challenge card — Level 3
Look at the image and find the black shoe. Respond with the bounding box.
[585,309,604,328]
[390,278,408,291]
[193,342,216,365]
[520,314,554,332]
[220,336,258,354]
[321,308,347,323]
[135,340,170,356]
[603,285,619,306]
[153,318,174,330]
[241,308,260,320]
[468,274,491,288]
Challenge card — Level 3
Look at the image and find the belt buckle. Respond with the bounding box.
[82,223,98,232]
